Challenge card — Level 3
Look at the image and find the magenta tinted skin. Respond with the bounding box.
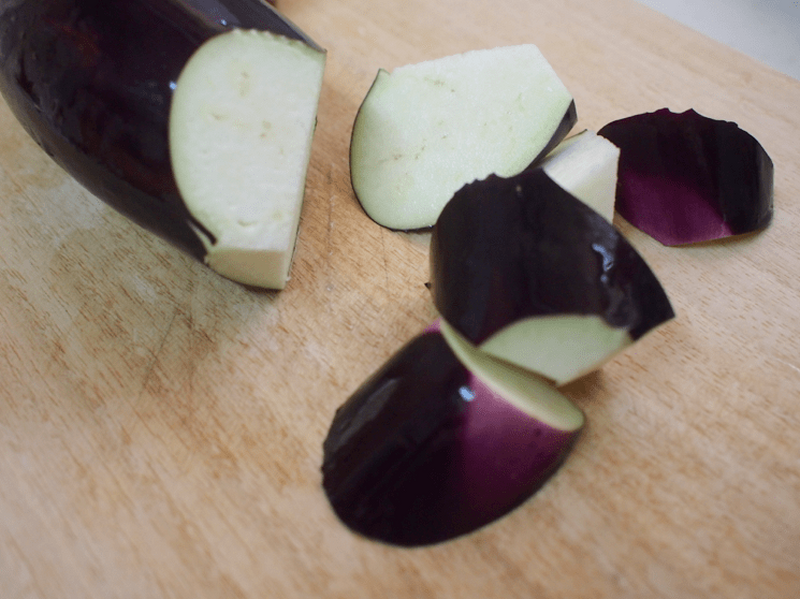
[429,169,675,347]
[321,327,581,547]
[457,371,578,520]
[0,0,317,260]
[598,108,773,246]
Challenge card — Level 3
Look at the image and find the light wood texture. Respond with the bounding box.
[1,0,799,597]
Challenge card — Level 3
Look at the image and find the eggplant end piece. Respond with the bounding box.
[170,29,326,289]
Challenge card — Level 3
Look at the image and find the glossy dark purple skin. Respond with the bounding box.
[429,169,675,346]
[183,0,321,49]
[321,329,579,547]
[598,108,774,246]
[0,0,316,261]
[528,99,578,168]
[457,363,578,524]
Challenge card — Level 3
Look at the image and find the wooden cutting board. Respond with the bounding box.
[1,0,798,597]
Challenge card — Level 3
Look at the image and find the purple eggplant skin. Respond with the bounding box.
[528,99,578,168]
[182,0,322,50]
[455,365,579,525]
[321,328,580,547]
[429,169,675,346]
[598,108,774,246]
[0,0,316,261]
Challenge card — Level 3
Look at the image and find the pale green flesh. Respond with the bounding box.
[478,315,633,386]
[169,29,326,289]
[539,130,620,222]
[350,45,574,230]
[440,320,585,432]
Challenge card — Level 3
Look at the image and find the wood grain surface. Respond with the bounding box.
[2,0,799,597]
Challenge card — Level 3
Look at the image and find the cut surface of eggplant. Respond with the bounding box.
[598,108,774,246]
[350,44,576,231]
[539,129,620,222]
[170,29,324,288]
[0,0,325,289]
[476,314,631,386]
[322,325,582,547]
[430,169,675,385]
[438,320,584,430]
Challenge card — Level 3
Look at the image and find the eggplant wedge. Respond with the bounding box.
[349,45,577,231]
[598,108,774,246]
[322,323,583,546]
[0,0,326,289]
[429,169,675,385]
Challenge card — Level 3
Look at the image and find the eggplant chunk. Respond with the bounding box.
[538,129,620,223]
[598,108,774,246]
[350,45,576,231]
[322,324,583,547]
[0,0,325,289]
[429,169,675,385]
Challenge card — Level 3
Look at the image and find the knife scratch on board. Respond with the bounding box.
[776,358,800,376]
[323,189,336,297]
[379,225,390,291]
[137,307,180,401]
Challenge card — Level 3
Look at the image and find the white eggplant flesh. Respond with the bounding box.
[350,45,576,231]
[439,320,584,430]
[0,0,326,289]
[540,129,620,222]
[476,314,632,387]
[170,29,325,288]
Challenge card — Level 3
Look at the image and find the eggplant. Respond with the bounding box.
[349,44,577,231]
[598,108,774,246]
[322,321,583,547]
[429,168,675,385]
[0,0,325,288]
[538,129,620,223]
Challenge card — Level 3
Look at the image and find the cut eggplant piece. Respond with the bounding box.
[429,169,674,385]
[539,129,619,222]
[169,29,324,288]
[350,45,576,231]
[322,322,583,547]
[598,108,774,246]
[0,0,325,289]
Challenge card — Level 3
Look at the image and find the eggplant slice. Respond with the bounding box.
[598,108,774,246]
[322,326,583,547]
